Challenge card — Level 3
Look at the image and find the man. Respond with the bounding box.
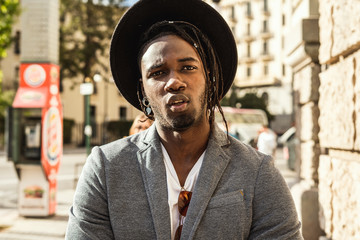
[257,124,278,157]
[66,0,303,239]
[129,113,153,135]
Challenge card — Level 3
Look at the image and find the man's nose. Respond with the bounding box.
[164,72,187,92]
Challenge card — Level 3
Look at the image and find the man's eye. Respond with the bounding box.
[182,65,197,71]
[149,71,164,78]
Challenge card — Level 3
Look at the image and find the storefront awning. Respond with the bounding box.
[12,87,49,108]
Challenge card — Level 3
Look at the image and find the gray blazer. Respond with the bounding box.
[66,124,302,240]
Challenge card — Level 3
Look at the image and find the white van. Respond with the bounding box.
[215,107,268,146]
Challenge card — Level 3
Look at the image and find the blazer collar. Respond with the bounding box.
[137,124,171,240]
[180,125,231,240]
[137,124,231,240]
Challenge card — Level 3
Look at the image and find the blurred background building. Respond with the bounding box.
[1,0,360,239]
[208,0,294,135]
[1,0,141,148]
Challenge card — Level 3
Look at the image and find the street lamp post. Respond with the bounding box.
[93,73,110,145]
[103,78,108,144]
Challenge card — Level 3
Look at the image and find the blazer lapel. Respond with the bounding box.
[137,125,171,240]
[180,125,231,240]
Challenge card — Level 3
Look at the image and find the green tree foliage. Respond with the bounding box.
[0,0,20,59]
[60,0,126,85]
[222,89,275,122]
[237,92,274,121]
[0,0,20,90]
[0,89,14,118]
[0,89,14,141]
[221,89,238,107]
[0,0,20,141]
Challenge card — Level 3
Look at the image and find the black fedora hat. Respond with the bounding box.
[110,0,237,110]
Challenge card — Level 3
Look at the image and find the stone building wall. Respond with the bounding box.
[318,0,360,239]
[284,0,323,238]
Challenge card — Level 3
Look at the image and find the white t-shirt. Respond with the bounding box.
[161,144,205,240]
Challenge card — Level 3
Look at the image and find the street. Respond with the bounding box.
[0,147,297,239]
[0,147,87,210]
[0,147,87,239]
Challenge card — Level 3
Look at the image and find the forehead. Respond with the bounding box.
[140,35,200,64]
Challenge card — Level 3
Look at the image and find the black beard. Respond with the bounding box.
[151,91,207,131]
[151,105,197,132]
[167,112,197,131]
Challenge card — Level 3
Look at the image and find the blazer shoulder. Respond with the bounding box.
[226,137,272,171]
[95,132,147,162]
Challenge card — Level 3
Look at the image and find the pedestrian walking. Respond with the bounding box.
[257,124,278,157]
[66,0,302,239]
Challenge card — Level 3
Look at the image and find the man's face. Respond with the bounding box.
[140,34,208,131]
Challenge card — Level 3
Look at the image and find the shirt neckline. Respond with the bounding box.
[161,143,205,191]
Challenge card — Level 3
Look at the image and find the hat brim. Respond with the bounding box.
[110,0,237,110]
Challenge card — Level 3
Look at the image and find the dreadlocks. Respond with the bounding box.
[137,20,228,133]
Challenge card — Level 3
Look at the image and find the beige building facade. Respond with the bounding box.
[209,0,294,134]
[285,0,360,239]
[317,0,360,238]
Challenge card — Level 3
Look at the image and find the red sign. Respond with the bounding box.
[13,63,63,215]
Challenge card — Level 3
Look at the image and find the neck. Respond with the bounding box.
[157,121,211,155]
[156,120,211,186]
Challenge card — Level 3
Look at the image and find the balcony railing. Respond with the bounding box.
[259,52,273,62]
[259,31,273,39]
[235,76,281,88]
[239,56,256,64]
[242,34,255,42]
[261,8,271,17]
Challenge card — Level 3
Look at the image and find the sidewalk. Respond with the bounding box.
[0,189,74,240]
[0,147,297,239]
[0,146,85,240]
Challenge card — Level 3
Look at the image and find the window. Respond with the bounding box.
[14,66,19,80]
[263,20,268,32]
[282,64,286,76]
[246,66,251,77]
[119,107,127,120]
[282,14,286,26]
[231,6,236,20]
[263,41,268,55]
[246,2,251,16]
[264,64,268,75]
[14,66,19,88]
[14,31,20,55]
[93,82,98,94]
[247,23,251,35]
[264,0,268,12]
[247,44,251,57]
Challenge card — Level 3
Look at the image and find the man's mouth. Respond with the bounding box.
[167,95,189,112]
[171,99,186,106]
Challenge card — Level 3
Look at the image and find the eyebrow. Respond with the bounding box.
[147,57,200,73]
[178,57,199,63]
[148,63,164,72]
